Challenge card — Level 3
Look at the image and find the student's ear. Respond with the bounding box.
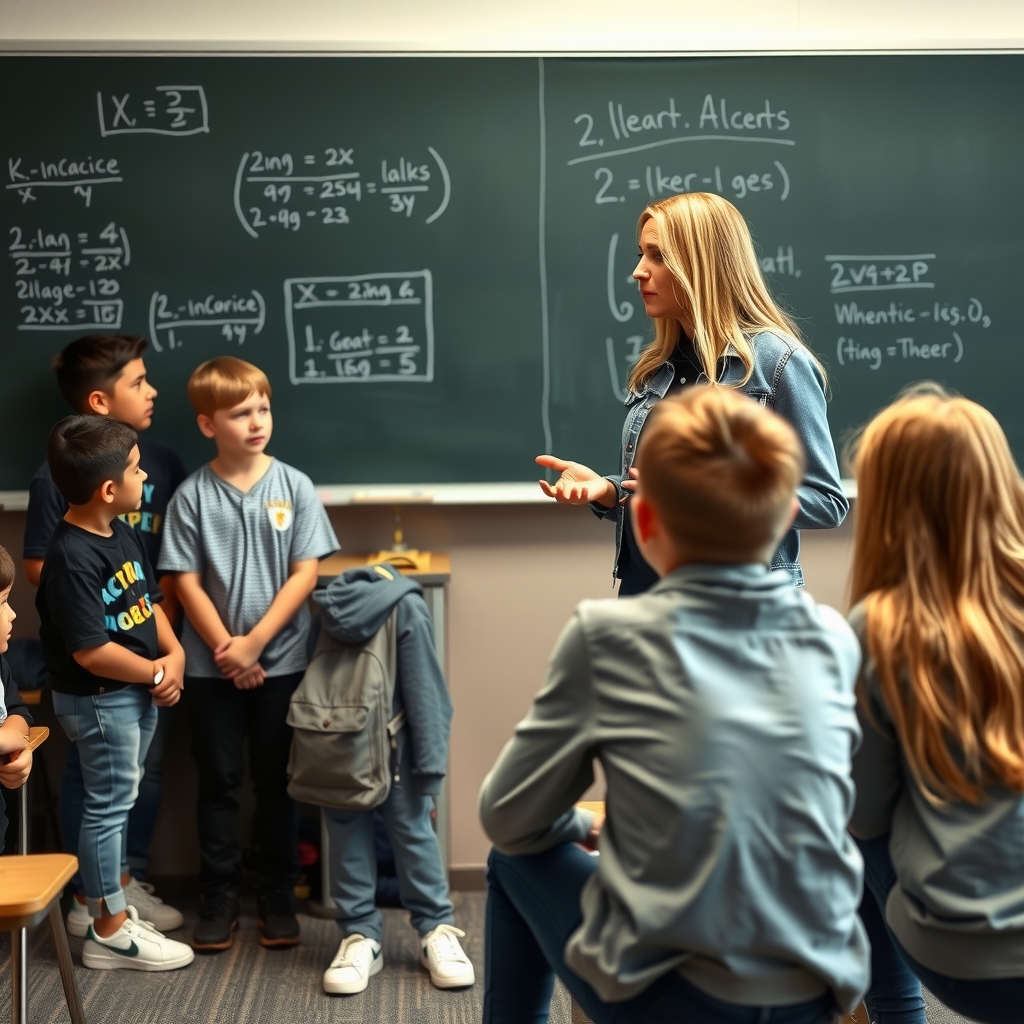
[86,389,113,416]
[632,493,657,544]
[97,478,118,505]
[196,413,216,439]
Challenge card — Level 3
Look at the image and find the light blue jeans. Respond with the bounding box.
[53,686,157,917]
[324,739,454,942]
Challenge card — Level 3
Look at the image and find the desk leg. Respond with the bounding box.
[17,782,29,855]
[49,903,86,1024]
[11,927,28,1024]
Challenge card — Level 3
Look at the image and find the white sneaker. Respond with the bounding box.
[82,906,195,971]
[420,924,475,989]
[123,878,185,932]
[66,898,91,938]
[323,934,383,995]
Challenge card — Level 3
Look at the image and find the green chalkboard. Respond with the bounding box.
[2,55,1022,490]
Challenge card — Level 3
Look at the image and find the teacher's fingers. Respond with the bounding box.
[535,454,570,472]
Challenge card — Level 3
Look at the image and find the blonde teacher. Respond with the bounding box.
[538,192,848,594]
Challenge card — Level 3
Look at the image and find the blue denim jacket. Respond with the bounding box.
[595,330,849,586]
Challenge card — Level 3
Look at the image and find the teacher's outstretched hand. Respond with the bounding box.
[535,455,616,508]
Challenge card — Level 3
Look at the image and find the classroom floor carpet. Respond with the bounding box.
[0,892,971,1023]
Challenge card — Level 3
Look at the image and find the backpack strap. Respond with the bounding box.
[387,709,407,783]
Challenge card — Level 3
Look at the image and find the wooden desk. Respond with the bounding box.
[315,553,452,910]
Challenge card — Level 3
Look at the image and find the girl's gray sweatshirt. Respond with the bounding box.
[849,602,1024,979]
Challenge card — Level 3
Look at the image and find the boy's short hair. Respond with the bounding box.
[637,386,805,559]
[47,415,139,506]
[187,356,272,418]
[51,335,148,413]
[0,544,14,592]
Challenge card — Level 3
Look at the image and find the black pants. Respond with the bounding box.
[186,673,302,899]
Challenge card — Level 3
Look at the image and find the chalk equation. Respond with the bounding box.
[589,160,789,205]
[233,148,451,238]
[285,272,434,384]
[836,332,966,371]
[826,252,992,372]
[6,155,122,206]
[568,94,793,167]
[9,221,129,331]
[826,254,934,294]
[97,87,210,137]
[148,290,266,352]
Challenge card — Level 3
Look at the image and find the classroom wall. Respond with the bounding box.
[3,0,1024,50]
[0,0,1008,873]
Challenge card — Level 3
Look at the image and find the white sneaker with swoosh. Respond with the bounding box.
[323,934,383,994]
[82,906,195,971]
[420,924,475,988]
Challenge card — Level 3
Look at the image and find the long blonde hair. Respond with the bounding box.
[628,193,818,393]
[850,385,1024,803]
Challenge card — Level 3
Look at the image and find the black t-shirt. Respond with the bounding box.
[668,335,704,392]
[37,519,163,697]
[23,435,187,568]
[0,653,33,853]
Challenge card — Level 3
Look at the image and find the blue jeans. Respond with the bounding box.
[324,738,454,941]
[60,705,171,887]
[858,835,1024,1024]
[126,704,171,877]
[484,844,840,1024]
[53,687,157,917]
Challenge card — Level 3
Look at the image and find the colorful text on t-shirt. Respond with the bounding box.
[101,558,155,634]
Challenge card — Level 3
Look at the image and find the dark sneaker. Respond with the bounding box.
[192,893,240,952]
[257,891,301,949]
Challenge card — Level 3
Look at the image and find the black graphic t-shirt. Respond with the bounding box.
[37,519,163,697]
[23,435,187,569]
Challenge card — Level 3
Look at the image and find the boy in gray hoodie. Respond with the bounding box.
[315,564,474,995]
[479,387,869,1024]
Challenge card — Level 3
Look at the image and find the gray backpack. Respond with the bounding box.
[286,611,406,809]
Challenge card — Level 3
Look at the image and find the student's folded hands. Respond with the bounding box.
[214,634,265,680]
[152,649,186,707]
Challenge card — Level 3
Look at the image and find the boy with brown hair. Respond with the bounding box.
[479,386,869,1024]
[37,416,193,971]
[159,357,338,951]
[22,334,187,937]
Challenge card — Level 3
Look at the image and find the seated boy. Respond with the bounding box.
[0,544,34,854]
[37,416,193,971]
[23,334,186,935]
[159,357,338,951]
[478,387,869,1024]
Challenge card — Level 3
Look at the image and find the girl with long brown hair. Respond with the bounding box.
[849,385,1024,1024]
[537,192,847,594]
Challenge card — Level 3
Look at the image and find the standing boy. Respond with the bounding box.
[23,334,187,936]
[37,416,194,971]
[159,357,338,951]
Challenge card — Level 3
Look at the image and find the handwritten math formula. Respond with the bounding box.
[285,272,434,384]
[826,255,992,372]
[233,148,451,238]
[8,222,128,331]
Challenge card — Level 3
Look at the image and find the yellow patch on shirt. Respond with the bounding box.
[265,500,293,532]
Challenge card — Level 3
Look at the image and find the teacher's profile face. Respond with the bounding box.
[633,219,690,323]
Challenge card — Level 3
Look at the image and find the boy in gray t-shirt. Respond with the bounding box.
[159,357,337,953]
